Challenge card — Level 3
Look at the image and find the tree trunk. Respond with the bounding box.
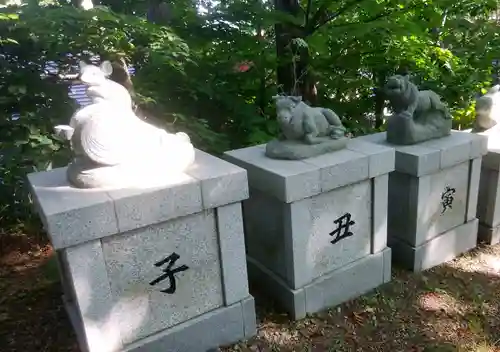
[274,0,316,103]
[374,70,387,128]
[147,0,172,25]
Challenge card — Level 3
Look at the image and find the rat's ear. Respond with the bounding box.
[100,61,113,76]
[78,60,88,70]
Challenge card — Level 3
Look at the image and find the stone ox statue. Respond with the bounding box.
[265,95,348,160]
[384,74,452,145]
[54,61,195,189]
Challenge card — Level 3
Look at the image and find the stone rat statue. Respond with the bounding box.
[54,60,194,189]
[265,95,348,160]
[384,74,452,145]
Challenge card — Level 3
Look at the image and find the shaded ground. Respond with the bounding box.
[1,229,499,352]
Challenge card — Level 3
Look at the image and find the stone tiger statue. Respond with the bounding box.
[384,74,452,145]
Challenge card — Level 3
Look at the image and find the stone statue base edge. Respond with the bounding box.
[246,249,391,321]
[63,294,256,352]
[265,137,349,160]
[389,219,478,272]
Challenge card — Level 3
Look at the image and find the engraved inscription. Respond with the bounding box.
[149,252,189,294]
[329,212,355,245]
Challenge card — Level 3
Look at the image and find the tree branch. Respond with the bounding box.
[307,2,329,34]
[305,0,313,27]
[314,3,419,33]
[306,0,366,35]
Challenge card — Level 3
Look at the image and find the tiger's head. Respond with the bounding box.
[384,75,410,97]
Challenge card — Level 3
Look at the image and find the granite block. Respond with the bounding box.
[357,131,485,177]
[466,132,488,159]
[423,131,472,169]
[483,151,500,170]
[387,172,414,246]
[478,223,500,245]
[284,179,372,289]
[390,161,469,247]
[106,173,203,233]
[242,188,288,283]
[372,174,389,254]
[187,149,249,209]
[480,129,500,170]
[301,149,369,192]
[476,138,500,231]
[477,167,500,227]
[241,296,257,338]
[101,210,224,344]
[382,248,392,283]
[304,248,388,314]
[123,299,248,352]
[248,249,389,319]
[27,168,118,249]
[466,158,482,222]
[224,142,379,203]
[347,138,396,177]
[62,240,122,352]
[216,202,250,306]
[390,219,478,272]
[63,295,90,352]
[393,144,441,176]
[246,257,307,320]
[224,145,321,203]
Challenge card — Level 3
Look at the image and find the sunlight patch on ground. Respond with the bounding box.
[257,322,301,346]
[417,291,464,315]
[447,246,500,277]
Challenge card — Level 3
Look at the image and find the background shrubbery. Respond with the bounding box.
[1,0,500,231]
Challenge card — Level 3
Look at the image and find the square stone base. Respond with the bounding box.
[389,218,478,272]
[478,222,500,245]
[247,248,391,320]
[64,294,256,352]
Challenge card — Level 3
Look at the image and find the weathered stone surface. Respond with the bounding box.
[246,249,390,320]
[357,131,487,176]
[187,149,249,209]
[389,219,478,272]
[478,222,500,245]
[216,202,250,306]
[224,136,393,203]
[357,131,483,272]
[284,179,372,289]
[265,137,348,160]
[101,210,224,344]
[27,168,118,250]
[123,297,255,352]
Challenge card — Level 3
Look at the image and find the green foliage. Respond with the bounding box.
[0,4,201,228]
[1,0,500,231]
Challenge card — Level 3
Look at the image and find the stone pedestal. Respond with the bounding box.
[27,150,256,352]
[223,138,394,319]
[357,131,487,272]
[476,132,500,245]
